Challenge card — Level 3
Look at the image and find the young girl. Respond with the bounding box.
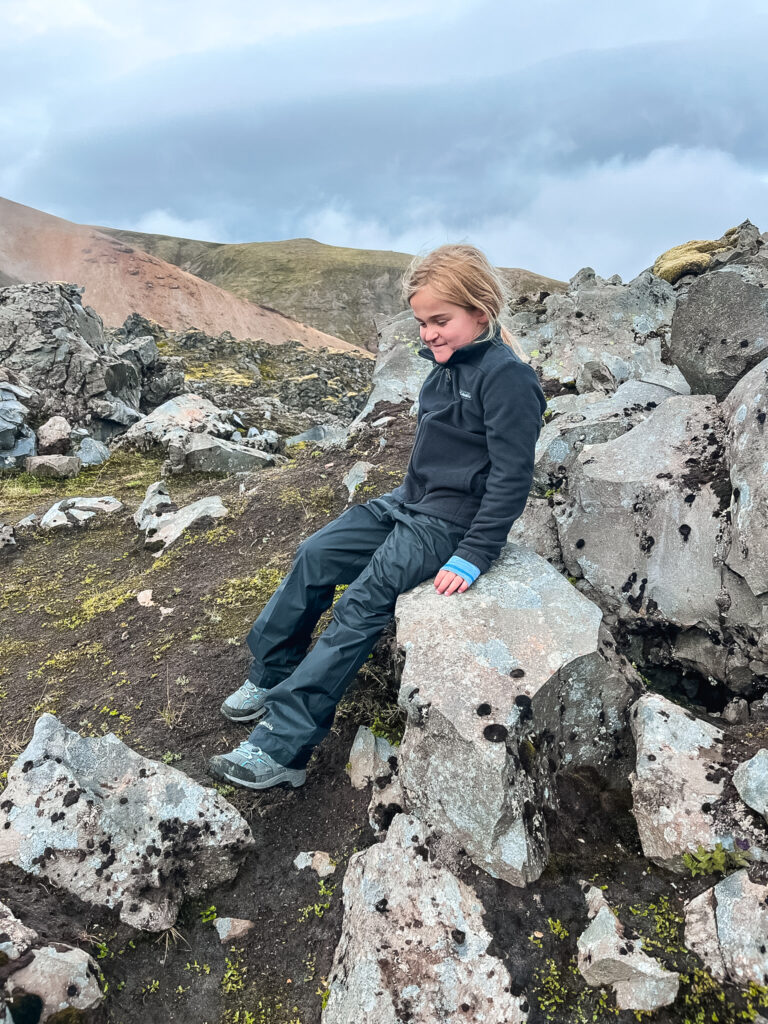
[209,243,548,790]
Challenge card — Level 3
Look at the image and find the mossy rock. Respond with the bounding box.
[652,226,739,284]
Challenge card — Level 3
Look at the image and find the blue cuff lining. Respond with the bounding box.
[441,556,481,585]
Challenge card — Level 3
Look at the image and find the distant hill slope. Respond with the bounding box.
[0,198,361,352]
[99,229,566,349]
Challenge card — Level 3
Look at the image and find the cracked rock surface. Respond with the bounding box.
[323,813,528,1024]
[0,714,254,930]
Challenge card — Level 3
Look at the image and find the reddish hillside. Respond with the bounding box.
[0,197,361,352]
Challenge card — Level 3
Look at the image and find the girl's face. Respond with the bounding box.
[410,285,489,364]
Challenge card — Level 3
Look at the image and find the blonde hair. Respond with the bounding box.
[402,243,529,362]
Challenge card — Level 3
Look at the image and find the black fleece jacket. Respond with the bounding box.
[390,330,547,574]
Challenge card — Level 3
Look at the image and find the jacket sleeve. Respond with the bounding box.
[451,361,545,574]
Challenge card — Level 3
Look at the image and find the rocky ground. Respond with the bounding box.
[2,219,768,1024]
[2,407,767,1024]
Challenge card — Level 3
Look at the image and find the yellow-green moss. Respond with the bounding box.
[54,583,133,631]
[28,641,107,680]
[652,226,739,284]
[184,362,255,387]
[212,569,285,609]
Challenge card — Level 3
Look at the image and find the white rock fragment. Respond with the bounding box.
[134,480,173,530]
[342,460,374,499]
[40,496,123,531]
[293,851,336,878]
[347,725,398,790]
[214,917,254,943]
[145,496,228,555]
[577,886,679,1011]
[0,900,38,959]
[136,589,155,607]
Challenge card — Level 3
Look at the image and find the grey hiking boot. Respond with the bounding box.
[208,742,306,790]
[220,679,270,722]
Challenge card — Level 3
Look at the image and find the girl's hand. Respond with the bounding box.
[433,569,470,595]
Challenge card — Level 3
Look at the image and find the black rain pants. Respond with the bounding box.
[244,492,466,768]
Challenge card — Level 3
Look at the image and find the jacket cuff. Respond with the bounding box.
[452,547,492,575]
[441,555,481,585]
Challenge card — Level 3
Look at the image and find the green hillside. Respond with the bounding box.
[97,228,566,349]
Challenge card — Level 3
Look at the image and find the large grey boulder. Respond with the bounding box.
[323,814,528,1024]
[4,944,102,1023]
[684,869,768,986]
[577,885,679,1011]
[118,392,234,451]
[0,368,38,469]
[507,496,564,570]
[629,693,765,870]
[0,282,172,436]
[554,394,729,633]
[165,431,276,475]
[0,714,254,930]
[24,454,81,479]
[511,268,677,392]
[391,542,639,885]
[668,263,768,401]
[348,311,428,427]
[75,435,110,467]
[733,749,768,821]
[721,356,768,597]
[36,415,72,455]
[533,376,689,493]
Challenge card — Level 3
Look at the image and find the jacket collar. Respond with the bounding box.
[417,326,504,367]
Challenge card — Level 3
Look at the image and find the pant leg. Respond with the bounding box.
[245,495,399,687]
[248,506,466,768]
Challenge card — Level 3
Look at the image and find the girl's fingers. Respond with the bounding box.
[434,570,470,595]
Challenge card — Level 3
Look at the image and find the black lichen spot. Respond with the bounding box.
[679,524,691,542]
[62,790,80,808]
[514,694,533,721]
[639,534,655,554]
[575,538,585,549]
[684,494,696,504]
[758,410,766,425]
[701,802,712,813]
[67,984,79,997]
[451,929,466,945]
[21,761,34,774]
[483,724,508,743]
[374,898,389,913]
[476,703,492,717]
[509,667,525,679]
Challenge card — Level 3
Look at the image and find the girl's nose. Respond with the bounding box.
[423,325,439,342]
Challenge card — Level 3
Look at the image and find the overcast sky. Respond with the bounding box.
[2,0,767,280]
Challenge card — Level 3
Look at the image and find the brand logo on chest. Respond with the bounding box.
[459,389,472,400]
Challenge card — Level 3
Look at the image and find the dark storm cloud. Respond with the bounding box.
[2,0,767,277]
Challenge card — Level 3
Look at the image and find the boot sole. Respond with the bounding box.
[208,758,305,790]
[220,704,268,723]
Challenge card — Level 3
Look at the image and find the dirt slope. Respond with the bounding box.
[0,197,360,352]
[98,228,567,349]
